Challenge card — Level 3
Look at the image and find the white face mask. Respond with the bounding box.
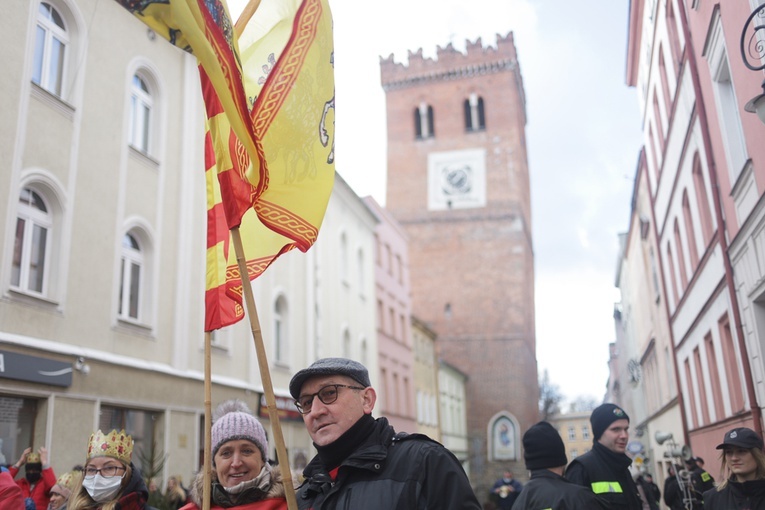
[82,474,124,503]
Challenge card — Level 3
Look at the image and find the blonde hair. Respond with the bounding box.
[67,461,132,510]
[166,476,186,503]
[715,447,765,491]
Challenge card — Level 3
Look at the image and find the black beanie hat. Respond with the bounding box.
[523,421,568,470]
[590,403,630,440]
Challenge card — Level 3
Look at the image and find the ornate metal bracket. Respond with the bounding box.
[740,3,765,71]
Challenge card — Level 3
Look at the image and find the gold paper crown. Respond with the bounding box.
[26,452,41,464]
[87,429,133,463]
[56,471,80,491]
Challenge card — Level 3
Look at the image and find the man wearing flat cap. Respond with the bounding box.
[289,357,481,509]
[565,403,642,509]
[512,421,607,509]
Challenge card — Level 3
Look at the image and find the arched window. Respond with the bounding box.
[118,233,143,320]
[648,125,660,179]
[488,412,519,460]
[464,94,486,131]
[33,2,69,97]
[129,73,153,154]
[12,188,52,295]
[665,0,681,72]
[682,189,699,268]
[357,248,365,297]
[653,92,665,151]
[273,295,288,363]
[666,243,679,307]
[415,103,435,139]
[414,107,422,138]
[343,329,351,358]
[673,219,688,288]
[658,46,672,114]
[340,232,348,283]
[692,153,714,245]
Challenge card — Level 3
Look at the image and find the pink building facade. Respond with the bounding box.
[624,0,765,475]
[364,196,418,433]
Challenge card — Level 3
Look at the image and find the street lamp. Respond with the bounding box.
[740,3,765,125]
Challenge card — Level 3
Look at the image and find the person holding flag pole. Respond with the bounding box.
[114,0,337,508]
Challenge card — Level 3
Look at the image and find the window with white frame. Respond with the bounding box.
[464,94,486,132]
[567,425,576,440]
[705,11,748,183]
[12,188,52,295]
[414,103,435,139]
[582,425,590,440]
[129,73,153,154]
[33,2,68,97]
[210,325,233,350]
[273,295,288,363]
[118,233,143,321]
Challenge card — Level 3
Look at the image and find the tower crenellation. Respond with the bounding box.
[380,32,518,91]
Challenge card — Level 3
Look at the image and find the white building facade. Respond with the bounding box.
[0,0,379,486]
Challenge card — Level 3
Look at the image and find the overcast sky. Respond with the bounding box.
[229,0,645,406]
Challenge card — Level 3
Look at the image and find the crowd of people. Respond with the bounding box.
[1,358,764,509]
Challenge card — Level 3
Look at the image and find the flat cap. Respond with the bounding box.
[289,358,371,399]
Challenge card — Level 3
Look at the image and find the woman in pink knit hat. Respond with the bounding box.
[182,400,286,510]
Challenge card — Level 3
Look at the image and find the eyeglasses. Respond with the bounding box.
[295,384,364,414]
[84,465,126,478]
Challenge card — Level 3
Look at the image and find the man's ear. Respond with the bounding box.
[361,387,376,414]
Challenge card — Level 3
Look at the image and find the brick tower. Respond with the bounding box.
[381,34,539,498]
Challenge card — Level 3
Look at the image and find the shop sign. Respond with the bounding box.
[258,394,303,422]
[0,350,73,387]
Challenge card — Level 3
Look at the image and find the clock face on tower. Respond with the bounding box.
[427,148,487,210]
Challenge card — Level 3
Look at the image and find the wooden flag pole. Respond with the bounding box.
[231,226,298,510]
[202,332,213,510]
[234,0,263,38]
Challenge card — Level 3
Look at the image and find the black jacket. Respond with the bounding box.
[511,469,608,509]
[663,474,701,510]
[635,476,660,510]
[564,442,642,510]
[690,466,715,494]
[296,417,481,510]
[703,479,765,509]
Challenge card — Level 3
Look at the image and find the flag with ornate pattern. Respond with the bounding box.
[116,0,335,331]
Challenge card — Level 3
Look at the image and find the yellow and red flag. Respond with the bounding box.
[116,0,335,331]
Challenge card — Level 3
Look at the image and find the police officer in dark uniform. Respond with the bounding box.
[565,403,642,509]
[512,421,607,509]
[686,456,715,494]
